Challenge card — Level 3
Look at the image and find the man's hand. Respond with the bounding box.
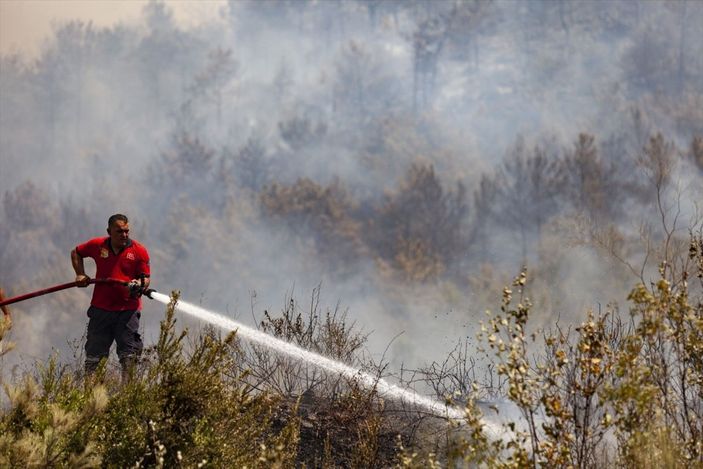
[71,249,89,287]
[76,274,91,287]
[127,279,143,297]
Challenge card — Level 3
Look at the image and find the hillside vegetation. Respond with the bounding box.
[1,232,701,467]
[1,1,703,466]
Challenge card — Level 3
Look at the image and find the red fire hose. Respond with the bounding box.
[0,279,155,326]
[0,278,130,308]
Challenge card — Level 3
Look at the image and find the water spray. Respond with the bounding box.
[149,291,505,439]
[0,278,504,439]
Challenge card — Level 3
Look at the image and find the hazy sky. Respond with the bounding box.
[0,0,226,58]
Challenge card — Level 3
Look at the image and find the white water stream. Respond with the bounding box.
[151,291,504,439]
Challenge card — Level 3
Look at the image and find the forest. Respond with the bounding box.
[1,0,702,466]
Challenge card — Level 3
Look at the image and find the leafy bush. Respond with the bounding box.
[457,232,703,467]
[2,237,702,467]
[260,177,366,272]
[237,286,427,468]
[0,293,300,468]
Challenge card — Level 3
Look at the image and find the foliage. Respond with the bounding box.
[562,134,623,222]
[1,238,703,467]
[260,162,469,282]
[0,302,13,358]
[461,232,703,467]
[241,284,368,397]
[332,40,401,123]
[0,293,300,468]
[0,365,107,468]
[236,287,422,467]
[278,115,327,152]
[219,135,272,193]
[373,164,469,281]
[156,132,215,185]
[187,47,238,125]
[690,136,703,173]
[2,0,703,464]
[492,138,564,256]
[260,177,366,272]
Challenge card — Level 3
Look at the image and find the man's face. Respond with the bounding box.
[108,220,130,249]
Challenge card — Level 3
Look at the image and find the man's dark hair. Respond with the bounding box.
[108,214,129,228]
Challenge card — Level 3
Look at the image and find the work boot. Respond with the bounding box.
[119,356,138,384]
[84,356,107,385]
[85,356,102,376]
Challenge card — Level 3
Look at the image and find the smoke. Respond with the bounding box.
[1,0,702,384]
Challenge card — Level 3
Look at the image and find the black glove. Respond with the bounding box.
[127,279,144,298]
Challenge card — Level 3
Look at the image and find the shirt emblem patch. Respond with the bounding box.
[100,248,109,258]
[126,252,135,260]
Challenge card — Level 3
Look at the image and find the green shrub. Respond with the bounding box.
[0,292,300,468]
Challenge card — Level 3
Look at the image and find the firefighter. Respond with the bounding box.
[71,213,150,380]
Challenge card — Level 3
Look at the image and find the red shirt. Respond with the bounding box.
[76,237,150,311]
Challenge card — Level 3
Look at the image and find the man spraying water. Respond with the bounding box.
[1,215,506,439]
[71,214,151,380]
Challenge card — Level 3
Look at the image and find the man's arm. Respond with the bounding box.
[71,248,91,287]
[135,246,151,292]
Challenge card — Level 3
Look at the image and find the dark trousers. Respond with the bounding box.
[85,306,143,375]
